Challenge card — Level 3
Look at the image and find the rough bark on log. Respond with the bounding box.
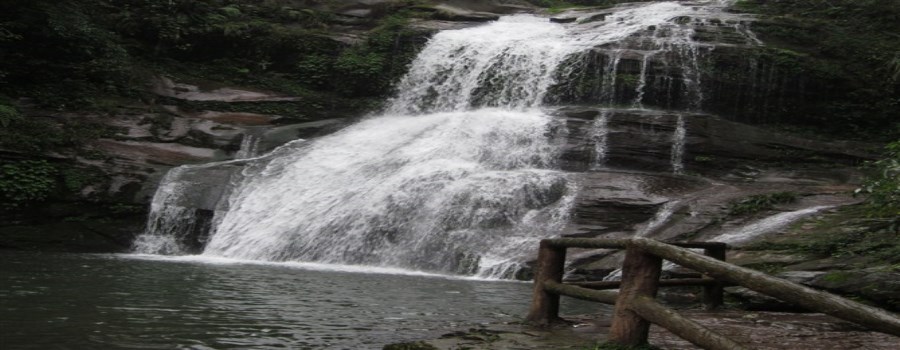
[631,296,748,350]
[525,241,567,326]
[702,245,726,310]
[630,237,900,336]
[544,280,619,304]
[608,245,662,346]
[569,278,719,290]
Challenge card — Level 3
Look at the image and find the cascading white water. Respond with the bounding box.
[134,163,235,255]
[632,53,655,108]
[671,114,686,173]
[139,1,759,278]
[712,206,833,245]
[235,132,261,159]
[133,166,200,255]
[387,15,579,114]
[590,110,611,169]
[204,110,573,277]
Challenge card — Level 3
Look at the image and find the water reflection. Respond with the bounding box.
[0,251,605,349]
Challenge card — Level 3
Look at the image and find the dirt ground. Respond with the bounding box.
[388,310,900,349]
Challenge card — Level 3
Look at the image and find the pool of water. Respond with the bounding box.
[0,250,601,349]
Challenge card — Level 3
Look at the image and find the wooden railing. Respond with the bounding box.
[525,237,900,349]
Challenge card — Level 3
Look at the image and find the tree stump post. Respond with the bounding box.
[608,244,663,346]
[525,240,566,326]
[702,245,726,310]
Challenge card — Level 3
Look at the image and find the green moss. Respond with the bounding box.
[857,140,900,217]
[0,103,20,127]
[821,271,852,283]
[731,0,900,140]
[727,192,797,216]
[745,205,900,267]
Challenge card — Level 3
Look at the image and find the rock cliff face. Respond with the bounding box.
[1,0,540,251]
[49,1,546,204]
[552,107,873,266]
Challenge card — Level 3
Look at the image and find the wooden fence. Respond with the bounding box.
[525,237,900,349]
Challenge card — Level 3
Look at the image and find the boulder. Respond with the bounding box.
[432,5,500,22]
[550,17,577,23]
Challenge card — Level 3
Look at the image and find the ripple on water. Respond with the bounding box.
[0,251,602,349]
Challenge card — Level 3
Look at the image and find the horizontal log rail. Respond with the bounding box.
[544,280,618,304]
[568,278,726,290]
[525,237,900,349]
[630,296,748,350]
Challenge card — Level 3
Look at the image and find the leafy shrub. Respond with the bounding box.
[857,141,900,217]
[0,104,20,128]
[0,160,56,209]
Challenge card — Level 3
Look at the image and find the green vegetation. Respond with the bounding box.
[0,0,427,114]
[802,224,900,263]
[0,161,56,209]
[857,140,900,217]
[732,0,900,139]
[0,103,20,127]
[743,205,899,265]
[727,192,797,216]
[0,0,430,223]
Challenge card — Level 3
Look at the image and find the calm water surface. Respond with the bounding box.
[1,251,599,349]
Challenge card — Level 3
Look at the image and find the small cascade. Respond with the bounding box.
[387,15,583,114]
[631,53,654,108]
[639,201,681,237]
[670,114,686,174]
[547,0,761,112]
[712,206,833,245]
[134,166,222,254]
[134,139,309,255]
[651,205,834,274]
[235,131,262,159]
[590,110,611,169]
[600,50,623,104]
[603,200,681,281]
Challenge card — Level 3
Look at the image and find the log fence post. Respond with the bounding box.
[607,244,663,346]
[702,244,726,310]
[525,240,567,326]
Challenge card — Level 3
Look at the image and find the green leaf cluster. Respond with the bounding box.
[0,104,20,128]
[0,160,56,209]
[0,0,428,111]
[858,141,900,217]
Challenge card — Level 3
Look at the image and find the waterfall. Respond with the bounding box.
[133,164,236,254]
[590,110,611,169]
[387,15,580,114]
[670,114,686,173]
[235,132,262,159]
[632,53,654,108]
[712,206,833,245]
[138,1,759,278]
[203,110,573,277]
